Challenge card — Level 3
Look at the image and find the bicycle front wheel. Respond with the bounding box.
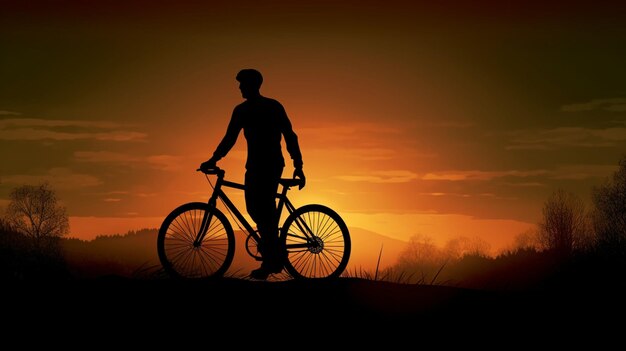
[157,202,235,279]
[280,204,351,279]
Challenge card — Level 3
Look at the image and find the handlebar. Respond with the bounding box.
[279,178,304,187]
[197,167,304,188]
[197,167,223,175]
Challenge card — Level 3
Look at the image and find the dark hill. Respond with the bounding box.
[5,276,623,339]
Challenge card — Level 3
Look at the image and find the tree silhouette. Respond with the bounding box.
[512,229,540,251]
[592,155,626,250]
[538,189,588,254]
[394,234,445,282]
[444,236,491,259]
[5,183,69,249]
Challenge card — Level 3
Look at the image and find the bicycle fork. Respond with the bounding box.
[194,194,218,247]
[288,213,321,252]
[280,196,319,252]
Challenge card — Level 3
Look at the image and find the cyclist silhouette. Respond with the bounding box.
[200,69,305,280]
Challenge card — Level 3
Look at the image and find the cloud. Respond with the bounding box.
[419,192,472,198]
[551,164,618,180]
[341,148,398,161]
[593,127,626,141]
[74,151,137,163]
[354,148,437,161]
[506,127,626,150]
[422,169,548,181]
[1,168,101,189]
[84,190,129,196]
[421,164,616,183]
[420,120,474,128]
[336,170,418,183]
[146,155,181,171]
[0,111,21,116]
[0,118,146,141]
[561,98,626,112]
[503,182,546,187]
[0,128,146,141]
[300,121,430,163]
[74,151,182,171]
[299,122,402,145]
[135,193,157,198]
[0,118,122,129]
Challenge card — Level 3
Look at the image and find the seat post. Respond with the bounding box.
[276,183,290,217]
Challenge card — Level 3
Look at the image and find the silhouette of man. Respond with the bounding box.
[200,69,305,280]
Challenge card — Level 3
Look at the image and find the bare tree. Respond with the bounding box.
[513,229,540,251]
[445,236,491,259]
[395,234,447,283]
[5,183,69,248]
[538,189,588,254]
[592,155,626,248]
[397,234,441,266]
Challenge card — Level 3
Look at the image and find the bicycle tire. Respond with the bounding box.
[280,204,351,279]
[158,202,235,279]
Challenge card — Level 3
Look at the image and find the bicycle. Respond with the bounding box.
[157,167,351,279]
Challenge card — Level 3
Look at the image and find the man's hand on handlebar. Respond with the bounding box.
[200,158,217,173]
[293,168,306,190]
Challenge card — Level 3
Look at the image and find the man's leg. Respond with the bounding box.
[245,168,282,277]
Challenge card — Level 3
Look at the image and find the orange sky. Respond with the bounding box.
[2,1,626,254]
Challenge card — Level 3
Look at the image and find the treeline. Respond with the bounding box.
[62,229,161,278]
[0,224,161,280]
[384,156,626,289]
[0,219,68,280]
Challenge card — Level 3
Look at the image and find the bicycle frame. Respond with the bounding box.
[194,170,310,249]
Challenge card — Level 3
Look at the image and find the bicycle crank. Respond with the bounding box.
[245,235,263,261]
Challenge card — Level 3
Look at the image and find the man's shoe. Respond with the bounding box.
[262,260,284,274]
[249,267,271,280]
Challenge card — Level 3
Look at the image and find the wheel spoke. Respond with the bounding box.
[320,255,331,276]
[169,220,191,241]
[159,205,234,279]
[291,250,310,271]
[286,233,308,241]
[196,248,216,275]
[317,216,335,240]
[281,206,350,279]
[320,248,341,266]
[167,246,193,261]
[287,249,310,253]
[181,210,196,242]
[319,227,342,241]
[175,247,193,274]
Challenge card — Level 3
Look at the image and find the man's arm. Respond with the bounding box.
[203,108,242,167]
[278,103,305,188]
[279,105,303,169]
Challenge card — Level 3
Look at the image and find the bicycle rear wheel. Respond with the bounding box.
[158,202,234,279]
[280,204,351,279]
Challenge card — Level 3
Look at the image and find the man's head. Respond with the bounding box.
[236,69,263,99]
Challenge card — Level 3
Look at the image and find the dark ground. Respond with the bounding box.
[4,277,624,342]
